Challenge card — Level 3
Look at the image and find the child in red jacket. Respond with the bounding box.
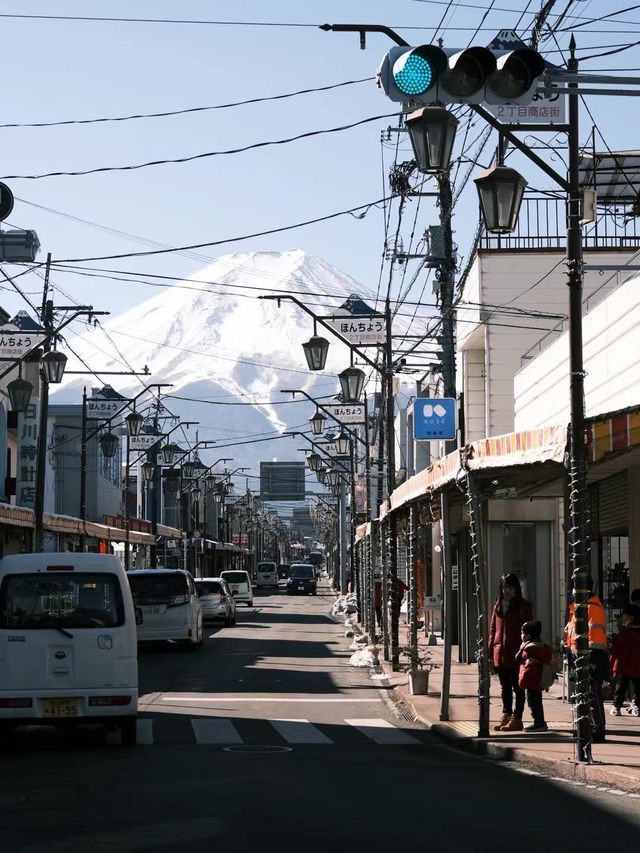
[516,620,553,733]
[610,605,640,716]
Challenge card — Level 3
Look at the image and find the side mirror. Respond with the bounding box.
[135,606,144,626]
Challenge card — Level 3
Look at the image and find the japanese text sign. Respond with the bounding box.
[322,314,387,346]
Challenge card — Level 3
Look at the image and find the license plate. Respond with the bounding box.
[142,605,161,615]
[42,698,78,718]
[231,586,240,592]
[298,584,305,590]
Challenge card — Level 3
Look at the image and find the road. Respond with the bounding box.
[2,579,640,852]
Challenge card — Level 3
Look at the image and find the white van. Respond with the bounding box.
[127,568,203,649]
[220,570,253,606]
[255,561,278,589]
[0,553,138,746]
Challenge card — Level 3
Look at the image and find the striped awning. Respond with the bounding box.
[588,409,640,463]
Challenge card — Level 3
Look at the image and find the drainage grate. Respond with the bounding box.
[223,745,293,754]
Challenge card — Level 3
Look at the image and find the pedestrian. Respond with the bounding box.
[609,604,640,716]
[516,619,552,732]
[564,576,609,743]
[489,572,533,732]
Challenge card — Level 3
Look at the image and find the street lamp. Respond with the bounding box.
[182,459,196,479]
[306,451,322,471]
[42,350,67,384]
[99,431,119,459]
[309,409,326,436]
[405,106,459,174]
[141,460,155,484]
[302,331,330,371]
[7,377,33,413]
[317,466,328,484]
[125,411,144,437]
[326,468,340,487]
[191,485,202,501]
[474,165,528,234]
[338,366,365,403]
[335,429,350,457]
[161,442,180,465]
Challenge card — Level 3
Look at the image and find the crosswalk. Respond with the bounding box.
[135,716,427,747]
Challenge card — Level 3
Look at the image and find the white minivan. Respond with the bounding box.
[0,553,138,746]
[127,568,203,649]
[255,560,278,589]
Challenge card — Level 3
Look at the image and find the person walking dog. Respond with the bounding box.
[489,573,533,732]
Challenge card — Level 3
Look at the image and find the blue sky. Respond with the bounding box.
[0,0,636,330]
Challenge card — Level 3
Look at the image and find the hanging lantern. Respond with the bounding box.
[125,411,144,437]
[182,459,196,479]
[338,366,365,403]
[325,468,340,487]
[42,350,68,384]
[474,165,527,234]
[191,485,202,501]
[316,466,328,484]
[335,430,350,457]
[99,431,119,458]
[306,451,321,472]
[140,460,156,484]
[163,470,180,494]
[7,377,33,413]
[302,335,329,371]
[332,483,341,496]
[205,474,217,490]
[405,106,459,175]
[309,410,326,436]
[161,442,180,465]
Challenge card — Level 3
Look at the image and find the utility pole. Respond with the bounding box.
[33,254,52,553]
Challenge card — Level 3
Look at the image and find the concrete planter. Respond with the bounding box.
[408,669,429,695]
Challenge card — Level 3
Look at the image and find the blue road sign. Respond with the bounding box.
[413,398,456,440]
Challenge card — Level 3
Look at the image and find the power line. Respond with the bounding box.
[0,113,399,180]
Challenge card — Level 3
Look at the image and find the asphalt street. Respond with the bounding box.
[1,579,640,852]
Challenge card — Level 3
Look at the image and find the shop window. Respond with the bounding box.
[602,535,629,637]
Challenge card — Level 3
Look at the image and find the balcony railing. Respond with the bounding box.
[480,195,640,251]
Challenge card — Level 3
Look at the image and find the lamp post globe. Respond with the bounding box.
[302,335,329,371]
[405,106,459,174]
[474,165,528,234]
[306,451,321,472]
[182,459,196,479]
[99,431,119,459]
[309,409,326,436]
[335,430,350,457]
[42,350,68,384]
[141,460,156,484]
[125,411,144,437]
[338,366,365,403]
[7,377,33,413]
[161,442,180,466]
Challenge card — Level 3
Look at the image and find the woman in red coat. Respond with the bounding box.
[488,572,533,731]
[610,605,640,715]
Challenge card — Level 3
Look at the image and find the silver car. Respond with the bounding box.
[195,578,237,626]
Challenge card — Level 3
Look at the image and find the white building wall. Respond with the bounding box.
[514,271,640,428]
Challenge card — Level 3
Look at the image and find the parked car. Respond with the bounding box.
[220,570,253,606]
[286,563,317,596]
[278,563,290,579]
[127,569,203,650]
[0,553,138,746]
[256,561,278,588]
[195,578,237,626]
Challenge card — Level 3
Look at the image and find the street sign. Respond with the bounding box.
[129,433,162,451]
[0,327,46,360]
[86,399,121,419]
[487,90,565,124]
[0,183,14,222]
[323,403,365,424]
[413,397,456,440]
[322,314,386,346]
[315,441,337,457]
[425,595,442,610]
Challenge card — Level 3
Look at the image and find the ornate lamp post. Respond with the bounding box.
[405,105,459,174]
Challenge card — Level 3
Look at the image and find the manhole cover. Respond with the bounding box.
[223,745,293,754]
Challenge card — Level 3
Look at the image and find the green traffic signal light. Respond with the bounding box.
[394,53,435,96]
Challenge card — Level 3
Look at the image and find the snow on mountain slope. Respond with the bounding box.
[54,250,383,474]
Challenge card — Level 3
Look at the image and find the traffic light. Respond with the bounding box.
[378,44,545,106]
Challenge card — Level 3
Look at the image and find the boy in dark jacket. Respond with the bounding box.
[516,620,553,733]
[610,604,640,716]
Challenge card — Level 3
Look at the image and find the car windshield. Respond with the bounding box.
[0,572,124,629]
[290,566,314,579]
[128,573,188,604]
[195,581,222,596]
[222,572,248,584]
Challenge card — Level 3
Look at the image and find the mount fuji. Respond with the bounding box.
[53,249,381,482]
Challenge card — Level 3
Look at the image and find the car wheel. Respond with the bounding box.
[119,716,137,747]
[224,612,232,626]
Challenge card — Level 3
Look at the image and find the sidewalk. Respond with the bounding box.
[375,623,640,793]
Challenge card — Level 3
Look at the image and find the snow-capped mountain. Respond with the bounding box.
[54,250,380,480]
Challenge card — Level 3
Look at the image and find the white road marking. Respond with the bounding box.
[136,718,154,745]
[345,718,422,745]
[159,697,379,703]
[270,719,333,744]
[191,718,243,744]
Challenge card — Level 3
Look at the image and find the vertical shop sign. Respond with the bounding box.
[17,396,40,508]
